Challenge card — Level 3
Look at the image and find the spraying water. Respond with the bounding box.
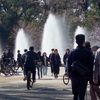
[14,29,29,60]
[41,13,67,61]
[74,26,86,49]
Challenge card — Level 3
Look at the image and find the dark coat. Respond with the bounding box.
[25,51,37,68]
[7,51,13,59]
[42,56,49,66]
[51,53,61,74]
[68,46,93,78]
[17,53,22,63]
[63,53,69,65]
[51,53,61,67]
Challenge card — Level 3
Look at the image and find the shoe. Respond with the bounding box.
[23,76,27,81]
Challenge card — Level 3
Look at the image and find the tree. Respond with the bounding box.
[0,0,100,49]
[0,0,43,48]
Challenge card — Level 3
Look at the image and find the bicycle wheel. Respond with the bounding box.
[63,73,69,85]
[27,71,31,90]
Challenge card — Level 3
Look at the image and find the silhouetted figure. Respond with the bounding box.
[51,49,61,79]
[6,49,13,64]
[49,49,54,76]
[36,51,43,79]
[22,49,28,78]
[68,34,93,100]
[17,50,23,70]
[63,49,70,72]
[24,46,37,82]
[1,49,7,65]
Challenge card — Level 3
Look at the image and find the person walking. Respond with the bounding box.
[36,51,43,79]
[68,34,93,100]
[17,50,23,70]
[51,49,61,79]
[63,49,70,73]
[24,46,37,82]
[22,49,28,80]
[42,52,49,76]
[90,48,100,100]
[49,49,54,76]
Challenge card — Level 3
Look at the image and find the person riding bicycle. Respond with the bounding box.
[6,49,13,65]
[24,46,37,82]
[1,49,7,65]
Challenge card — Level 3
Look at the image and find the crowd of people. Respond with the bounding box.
[0,34,100,100]
[0,46,62,80]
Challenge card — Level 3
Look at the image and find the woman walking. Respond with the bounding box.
[42,52,49,76]
[51,49,61,79]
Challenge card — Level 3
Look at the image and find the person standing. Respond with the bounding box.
[51,49,61,79]
[63,49,70,72]
[49,49,54,76]
[42,52,49,76]
[68,34,93,100]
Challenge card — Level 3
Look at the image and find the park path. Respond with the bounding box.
[0,67,91,100]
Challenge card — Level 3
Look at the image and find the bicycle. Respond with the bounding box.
[63,72,69,85]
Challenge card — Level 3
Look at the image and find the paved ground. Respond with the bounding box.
[0,67,91,100]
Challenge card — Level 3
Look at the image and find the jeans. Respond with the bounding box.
[43,65,47,75]
[37,65,42,78]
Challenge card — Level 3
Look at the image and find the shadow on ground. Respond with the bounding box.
[0,82,72,100]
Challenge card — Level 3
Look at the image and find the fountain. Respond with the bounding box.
[14,29,30,60]
[41,13,68,61]
[74,26,86,49]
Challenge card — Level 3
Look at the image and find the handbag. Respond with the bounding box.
[37,61,42,65]
[71,61,90,76]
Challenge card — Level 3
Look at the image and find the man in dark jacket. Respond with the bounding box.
[63,49,70,72]
[25,46,37,82]
[6,49,13,64]
[49,49,54,76]
[68,34,93,100]
[7,49,13,59]
[17,50,23,70]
